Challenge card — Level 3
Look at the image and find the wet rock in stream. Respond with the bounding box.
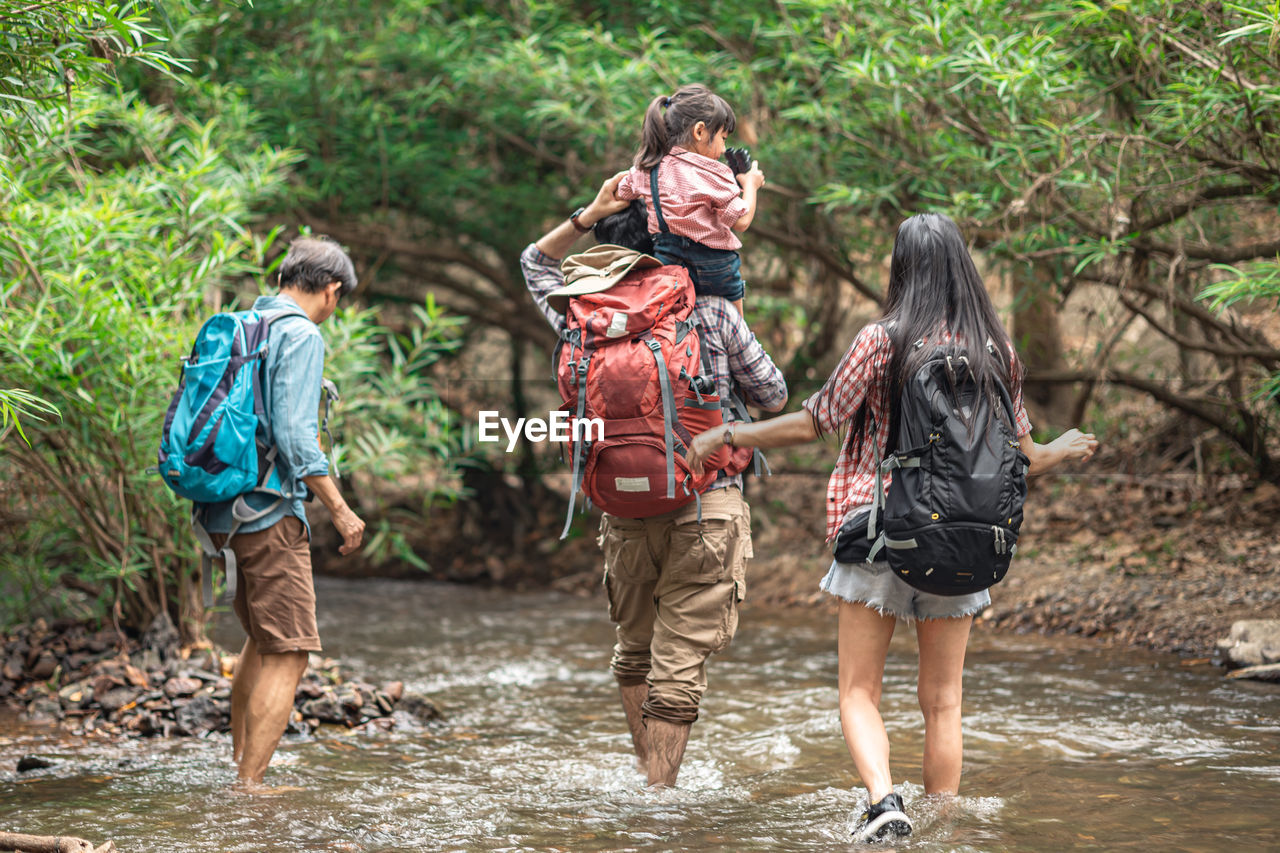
[16,755,55,772]
[2,616,443,742]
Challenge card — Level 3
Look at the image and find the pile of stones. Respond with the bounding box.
[2,615,440,738]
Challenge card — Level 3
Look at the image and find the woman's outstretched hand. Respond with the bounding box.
[686,428,724,477]
[1019,426,1099,475]
[1054,428,1098,462]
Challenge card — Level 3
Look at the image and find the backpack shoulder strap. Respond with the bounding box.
[649,164,670,234]
[255,304,342,476]
[694,324,771,478]
[261,305,311,324]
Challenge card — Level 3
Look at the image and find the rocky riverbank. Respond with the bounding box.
[1,613,441,740]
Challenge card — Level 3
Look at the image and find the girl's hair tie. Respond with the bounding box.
[662,97,672,108]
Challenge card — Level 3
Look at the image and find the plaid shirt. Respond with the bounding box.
[520,243,787,489]
[803,323,1034,542]
[617,147,749,250]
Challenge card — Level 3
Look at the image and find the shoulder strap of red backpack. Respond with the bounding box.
[559,352,593,540]
[696,336,771,479]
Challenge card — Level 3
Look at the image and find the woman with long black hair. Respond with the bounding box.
[687,212,1097,842]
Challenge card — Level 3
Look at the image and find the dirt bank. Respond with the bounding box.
[745,463,1280,659]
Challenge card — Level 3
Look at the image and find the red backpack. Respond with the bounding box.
[556,262,752,537]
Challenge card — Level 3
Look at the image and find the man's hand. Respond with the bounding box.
[332,504,365,555]
[582,170,631,226]
[303,473,366,555]
[736,162,765,191]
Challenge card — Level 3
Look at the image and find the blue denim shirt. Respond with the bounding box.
[198,293,329,534]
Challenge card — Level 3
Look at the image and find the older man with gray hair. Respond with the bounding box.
[198,236,366,789]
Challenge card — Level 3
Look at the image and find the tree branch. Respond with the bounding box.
[1117,292,1280,367]
[750,223,882,302]
[1029,368,1271,473]
[1145,19,1265,92]
[1132,235,1280,264]
[1077,271,1269,350]
[1135,182,1266,232]
[298,216,515,293]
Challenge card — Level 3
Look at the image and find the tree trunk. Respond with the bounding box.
[1013,264,1075,428]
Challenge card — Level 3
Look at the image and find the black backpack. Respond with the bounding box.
[835,340,1029,596]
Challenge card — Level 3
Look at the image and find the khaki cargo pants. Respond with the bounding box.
[598,486,752,724]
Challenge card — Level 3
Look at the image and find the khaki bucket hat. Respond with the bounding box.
[546,244,664,314]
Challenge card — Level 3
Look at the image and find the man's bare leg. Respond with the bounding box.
[645,718,691,788]
[236,650,308,785]
[230,637,262,764]
[619,684,649,773]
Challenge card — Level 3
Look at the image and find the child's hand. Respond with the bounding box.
[736,162,765,191]
[1054,428,1098,462]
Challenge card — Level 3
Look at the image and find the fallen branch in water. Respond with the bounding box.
[1226,662,1280,682]
[0,831,115,853]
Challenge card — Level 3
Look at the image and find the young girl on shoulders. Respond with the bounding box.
[614,84,765,316]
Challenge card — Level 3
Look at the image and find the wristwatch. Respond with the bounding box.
[569,207,592,233]
[722,425,737,446]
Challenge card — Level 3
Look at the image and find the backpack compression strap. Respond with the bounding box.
[559,354,593,540]
[645,339,679,500]
[191,440,293,606]
[863,405,926,562]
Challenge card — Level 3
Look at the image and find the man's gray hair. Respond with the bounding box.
[278,235,357,297]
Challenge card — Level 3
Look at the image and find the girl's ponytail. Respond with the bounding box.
[635,95,670,170]
[634,85,737,171]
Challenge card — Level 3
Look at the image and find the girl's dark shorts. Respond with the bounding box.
[653,233,745,302]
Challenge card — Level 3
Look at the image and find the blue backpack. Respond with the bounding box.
[157,307,336,604]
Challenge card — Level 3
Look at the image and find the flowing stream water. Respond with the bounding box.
[3,576,1278,851]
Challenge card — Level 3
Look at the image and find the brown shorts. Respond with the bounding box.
[211,516,320,654]
[599,486,752,724]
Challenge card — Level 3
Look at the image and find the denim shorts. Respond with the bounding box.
[820,558,991,622]
[653,233,745,301]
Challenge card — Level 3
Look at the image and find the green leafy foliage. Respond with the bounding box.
[2,3,468,636]
[321,296,467,568]
[0,0,187,148]
[0,86,294,637]
[0,389,60,447]
[187,0,1280,476]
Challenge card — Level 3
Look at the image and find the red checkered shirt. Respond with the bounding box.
[803,323,1034,542]
[617,147,749,250]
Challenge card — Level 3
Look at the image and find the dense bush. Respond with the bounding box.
[0,3,465,640]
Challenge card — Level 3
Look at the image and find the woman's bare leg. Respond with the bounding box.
[914,615,973,795]
[836,601,898,801]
